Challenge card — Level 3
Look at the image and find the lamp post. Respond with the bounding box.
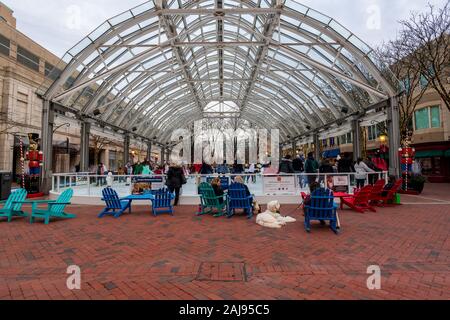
[53,123,70,133]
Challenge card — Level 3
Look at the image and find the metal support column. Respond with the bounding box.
[352,119,361,161]
[146,142,153,161]
[313,133,320,160]
[161,147,166,166]
[388,96,401,177]
[80,120,91,172]
[292,140,297,156]
[41,100,54,194]
[123,134,130,165]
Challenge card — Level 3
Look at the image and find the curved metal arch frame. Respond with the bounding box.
[119,50,322,132]
[44,0,398,144]
[144,93,296,139]
[105,42,350,133]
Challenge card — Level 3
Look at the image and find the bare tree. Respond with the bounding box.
[400,2,450,112]
[377,37,429,146]
[91,134,110,166]
[0,111,17,134]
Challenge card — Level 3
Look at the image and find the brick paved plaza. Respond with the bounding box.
[0,184,449,300]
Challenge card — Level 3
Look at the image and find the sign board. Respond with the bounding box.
[263,176,297,195]
[332,176,349,193]
[131,176,165,194]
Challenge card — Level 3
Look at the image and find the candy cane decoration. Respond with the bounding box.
[19,137,25,189]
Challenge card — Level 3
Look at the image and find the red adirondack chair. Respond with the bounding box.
[341,185,376,213]
[373,178,403,206]
[369,180,387,205]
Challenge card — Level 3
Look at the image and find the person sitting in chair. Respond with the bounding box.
[211,177,225,204]
[233,176,258,216]
[233,176,251,196]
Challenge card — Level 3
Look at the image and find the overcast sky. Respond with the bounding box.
[3,0,448,57]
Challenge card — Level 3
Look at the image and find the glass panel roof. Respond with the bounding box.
[41,0,398,143]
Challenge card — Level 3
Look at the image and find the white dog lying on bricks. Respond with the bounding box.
[256,200,297,229]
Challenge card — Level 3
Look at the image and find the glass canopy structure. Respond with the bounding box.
[42,0,399,144]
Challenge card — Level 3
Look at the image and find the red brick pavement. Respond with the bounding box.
[0,184,449,300]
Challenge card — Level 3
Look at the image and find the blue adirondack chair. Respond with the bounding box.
[0,189,28,222]
[99,187,132,218]
[304,188,338,234]
[151,188,175,216]
[227,183,253,219]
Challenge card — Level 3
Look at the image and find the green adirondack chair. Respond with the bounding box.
[29,189,76,225]
[198,182,227,217]
[0,189,28,222]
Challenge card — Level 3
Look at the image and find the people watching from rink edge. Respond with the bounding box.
[337,152,355,174]
[279,155,295,174]
[216,161,230,174]
[354,157,376,189]
[165,162,187,206]
[304,152,319,185]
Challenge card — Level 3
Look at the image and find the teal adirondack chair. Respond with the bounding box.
[29,189,76,224]
[198,182,227,217]
[0,189,28,222]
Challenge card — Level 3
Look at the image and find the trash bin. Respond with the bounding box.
[0,171,12,200]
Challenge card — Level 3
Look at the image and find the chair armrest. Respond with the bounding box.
[48,202,71,206]
[17,200,57,204]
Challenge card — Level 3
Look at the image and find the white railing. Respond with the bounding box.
[51,172,389,198]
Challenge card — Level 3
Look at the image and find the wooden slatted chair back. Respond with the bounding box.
[198,182,219,207]
[153,188,174,209]
[385,179,404,199]
[353,185,373,205]
[228,183,252,209]
[50,189,73,214]
[6,189,28,212]
[102,188,122,209]
[369,180,386,201]
[308,188,335,220]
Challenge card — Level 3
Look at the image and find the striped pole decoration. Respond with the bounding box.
[19,137,25,189]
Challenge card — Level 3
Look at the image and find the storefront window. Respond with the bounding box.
[430,106,440,128]
[420,157,441,176]
[346,132,353,143]
[367,125,379,141]
[415,106,441,130]
[415,108,429,130]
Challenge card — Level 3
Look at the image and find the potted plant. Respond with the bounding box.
[409,175,427,194]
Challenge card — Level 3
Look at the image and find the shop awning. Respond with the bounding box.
[445,150,450,158]
[415,150,444,158]
[323,149,341,159]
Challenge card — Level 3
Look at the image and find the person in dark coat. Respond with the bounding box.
[200,161,213,175]
[304,152,319,185]
[279,155,295,174]
[292,155,304,173]
[365,156,382,185]
[166,164,187,206]
[337,153,355,173]
[319,159,335,174]
[232,161,244,174]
